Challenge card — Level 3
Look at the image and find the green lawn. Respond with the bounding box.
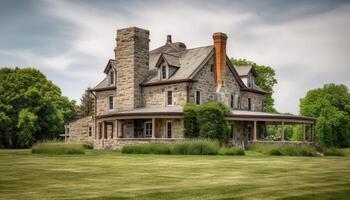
[0,149,350,200]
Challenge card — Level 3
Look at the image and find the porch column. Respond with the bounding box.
[253,121,257,142]
[152,118,156,139]
[118,120,123,138]
[281,122,285,142]
[302,123,306,142]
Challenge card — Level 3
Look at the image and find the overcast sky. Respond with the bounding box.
[1,0,349,114]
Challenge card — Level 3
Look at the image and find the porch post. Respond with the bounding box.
[152,118,156,139]
[117,120,123,138]
[302,123,306,142]
[253,121,257,142]
[281,122,285,142]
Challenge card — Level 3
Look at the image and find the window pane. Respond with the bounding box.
[162,66,166,79]
[167,122,172,138]
[196,91,200,105]
[167,91,172,105]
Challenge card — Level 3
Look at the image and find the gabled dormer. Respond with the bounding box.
[155,53,180,80]
[235,65,257,89]
[103,59,116,86]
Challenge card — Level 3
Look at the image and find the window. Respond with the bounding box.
[195,91,201,105]
[88,126,92,137]
[108,70,115,85]
[166,121,172,138]
[108,96,114,110]
[161,65,167,79]
[145,122,152,138]
[230,94,234,109]
[248,98,252,111]
[210,64,213,72]
[167,90,173,105]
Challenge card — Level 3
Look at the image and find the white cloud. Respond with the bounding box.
[2,0,349,114]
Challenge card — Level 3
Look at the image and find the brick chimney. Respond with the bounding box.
[114,27,150,111]
[213,32,227,90]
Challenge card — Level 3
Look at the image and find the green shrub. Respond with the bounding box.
[83,141,94,149]
[324,147,345,156]
[172,139,219,155]
[32,141,85,154]
[121,144,171,154]
[183,104,200,138]
[249,143,316,156]
[218,147,245,155]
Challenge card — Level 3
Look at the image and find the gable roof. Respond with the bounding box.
[142,45,214,85]
[235,65,257,77]
[103,59,116,74]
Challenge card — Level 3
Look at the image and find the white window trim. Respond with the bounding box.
[195,90,201,105]
[108,95,114,111]
[166,90,173,106]
[165,120,173,138]
[108,69,115,85]
[144,121,152,138]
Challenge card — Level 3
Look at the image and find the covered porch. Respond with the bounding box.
[94,107,184,149]
[227,110,316,148]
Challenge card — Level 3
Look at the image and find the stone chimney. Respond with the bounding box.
[166,35,172,44]
[114,27,150,111]
[213,32,227,90]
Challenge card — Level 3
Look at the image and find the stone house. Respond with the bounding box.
[66,26,315,149]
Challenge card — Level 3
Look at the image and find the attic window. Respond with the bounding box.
[161,65,167,80]
[248,73,254,88]
[108,70,115,85]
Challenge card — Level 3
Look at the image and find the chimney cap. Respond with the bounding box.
[213,32,228,40]
[166,35,172,44]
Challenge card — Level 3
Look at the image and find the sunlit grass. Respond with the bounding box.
[0,149,349,199]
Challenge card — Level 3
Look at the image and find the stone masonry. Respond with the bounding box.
[115,27,149,111]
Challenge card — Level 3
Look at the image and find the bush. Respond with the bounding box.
[83,141,94,149]
[172,139,219,155]
[121,143,171,154]
[218,147,245,155]
[183,104,200,138]
[32,141,85,154]
[249,143,316,156]
[324,147,345,156]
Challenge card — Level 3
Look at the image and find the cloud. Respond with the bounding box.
[0,0,349,113]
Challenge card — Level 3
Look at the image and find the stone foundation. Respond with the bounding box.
[94,138,183,150]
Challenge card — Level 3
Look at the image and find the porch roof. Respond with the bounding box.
[96,106,315,123]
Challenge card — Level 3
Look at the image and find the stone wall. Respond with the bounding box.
[95,90,116,116]
[67,116,94,142]
[115,27,149,111]
[189,57,241,108]
[142,82,188,107]
[240,91,266,112]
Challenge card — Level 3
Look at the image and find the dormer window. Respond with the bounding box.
[108,70,115,85]
[248,73,254,88]
[248,98,252,111]
[161,65,167,80]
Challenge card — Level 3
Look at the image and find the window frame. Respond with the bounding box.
[108,95,114,111]
[195,90,201,105]
[161,65,167,80]
[88,126,92,137]
[248,97,252,111]
[166,120,172,138]
[167,90,173,106]
[230,94,234,109]
[144,121,152,138]
[108,69,115,85]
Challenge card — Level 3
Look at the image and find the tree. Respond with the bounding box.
[78,87,93,117]
[230,58,277,113]
[183,104,199,138]
[300,83,350,147]
[0,67,78,148]
[183,102,231,145]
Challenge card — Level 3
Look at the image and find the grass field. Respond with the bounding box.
[0,149,350,200]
